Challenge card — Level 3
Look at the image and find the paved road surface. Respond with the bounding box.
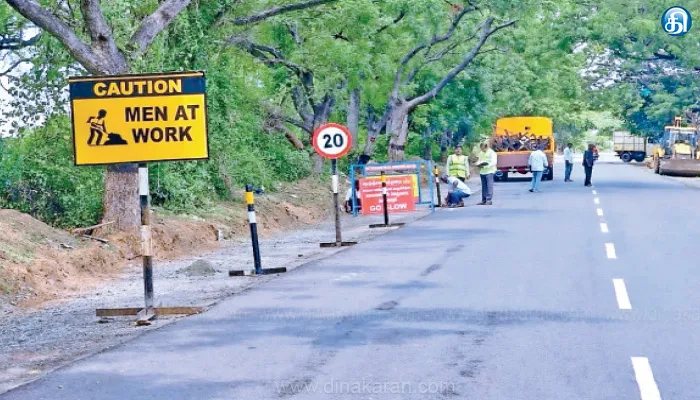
[4,158,698,399]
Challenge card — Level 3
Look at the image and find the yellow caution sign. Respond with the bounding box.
[69,71,208,166]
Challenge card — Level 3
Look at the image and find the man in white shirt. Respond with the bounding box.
[563,142,574,182]
[528,147,549,193]
[440,175,471,207]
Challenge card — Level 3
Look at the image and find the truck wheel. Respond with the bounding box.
[634,153,646,162]
[502,172,509,182]
[621,152,632,162]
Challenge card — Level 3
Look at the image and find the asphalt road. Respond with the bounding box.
[3,156,698,400]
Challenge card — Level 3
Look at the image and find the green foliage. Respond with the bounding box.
[0,116,104,227]
[5,0,693,228]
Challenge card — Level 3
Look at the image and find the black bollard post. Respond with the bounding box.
[434,166,442,208]
[369,171,405,229]
[246,184,263,275]
[230,185,287,276]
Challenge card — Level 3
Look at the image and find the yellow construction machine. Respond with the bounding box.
[651,117,700,176]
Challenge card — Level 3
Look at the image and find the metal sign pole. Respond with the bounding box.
[138,163,155,323]
[332,159,342,244]
[321,158,357,248]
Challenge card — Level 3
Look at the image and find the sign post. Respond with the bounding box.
[71,71,208,324]
[139,163,154,319]
[314,123,357,248]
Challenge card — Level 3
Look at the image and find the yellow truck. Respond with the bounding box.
[491,117,554,181]
[651,117,700,176]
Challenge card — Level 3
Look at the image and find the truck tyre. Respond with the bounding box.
[502,172,509,182]
[634,153,646,162]
[621,152,632,162]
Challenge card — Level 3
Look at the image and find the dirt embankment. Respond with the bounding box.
[0,177,332,309]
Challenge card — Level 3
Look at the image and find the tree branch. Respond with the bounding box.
[129,0,191,57]
[5,0,100,72]
[407,18,516,108]
[230,36,318,117]
[0,31,41,50]
[227,0,340,25]
[0,58,30,77]
[376,10,406,34]
[391,5,477,100]
[79,0,112,45]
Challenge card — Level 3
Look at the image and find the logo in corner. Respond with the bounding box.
[662,6,692,36]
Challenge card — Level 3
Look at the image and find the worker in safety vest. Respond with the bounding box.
[476,142,497,205]
[446,145,470,182]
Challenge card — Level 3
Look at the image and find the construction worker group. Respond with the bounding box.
[442,143,497,207]
[440,141,594,207]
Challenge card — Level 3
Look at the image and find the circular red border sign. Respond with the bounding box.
[312,123,353,159]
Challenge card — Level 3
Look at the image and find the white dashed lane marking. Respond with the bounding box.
[597,208,604,216]
[592,190,597,195]
[631,357,662,400]
[613,279,632,310]
[606,243,617,259]
[600,223,609,233]
[594,197,600,204]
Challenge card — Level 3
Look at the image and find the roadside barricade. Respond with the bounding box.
[348,160,436,217]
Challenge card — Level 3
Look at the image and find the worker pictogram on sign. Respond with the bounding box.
[69,71,209,166]
[312,123,352,159]
[86,110,129,146]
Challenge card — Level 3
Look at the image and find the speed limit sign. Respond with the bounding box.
[312,123,353,159]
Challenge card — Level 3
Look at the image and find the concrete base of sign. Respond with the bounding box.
[228,269,255,277]
[369,223,406,229]
[319,241,358,248]
[96,306,204,326]
[228,267,288,276]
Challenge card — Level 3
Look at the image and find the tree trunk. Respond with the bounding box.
[101,163,140,234]
[94,58,141,234]
[387,106,410,161]
[440,130,452,163]
[423,125,433,160]
[312,152,325,173]
[347,89,360,149]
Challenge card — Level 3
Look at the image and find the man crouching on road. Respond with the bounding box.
[477,142,497,205]
[440,174,471,207]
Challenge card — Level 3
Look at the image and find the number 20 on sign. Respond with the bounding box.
[312,123,352,159]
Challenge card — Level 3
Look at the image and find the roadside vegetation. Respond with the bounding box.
[0,0,698,228]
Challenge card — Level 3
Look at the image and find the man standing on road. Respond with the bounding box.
[583,143,596,187]
[528,146,549,193]
[564,142,574,182]
[446,145,470,182]
[477,142,497,205]
[440,174,471,207]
